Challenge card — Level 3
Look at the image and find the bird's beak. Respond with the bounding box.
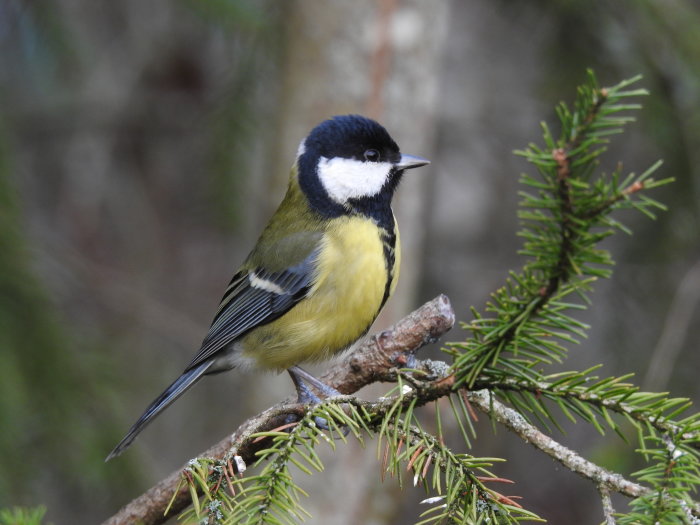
[395,154,430,170]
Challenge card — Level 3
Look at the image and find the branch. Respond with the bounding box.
[598,484,617,525]
[102,296,696,525]
[467,389,647,498]
[101,294,456,525]
[475,375,700,449]
[467,389,700,518]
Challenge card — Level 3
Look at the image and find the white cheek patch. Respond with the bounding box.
[317,156,393,204]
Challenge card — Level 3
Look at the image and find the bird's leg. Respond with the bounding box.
[288,367,322,404]
[288,365,342,402]
[286,366,345,432]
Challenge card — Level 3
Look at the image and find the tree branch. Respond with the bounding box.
[467,388,700,520]
[598,484,617,525]
[467,389,649,499]
[103,293,696,525]
[101,294,456,525]
[474,376,700,449]
[467,389,700,524]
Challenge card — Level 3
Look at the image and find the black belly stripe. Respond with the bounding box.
[379,220,397,309]
[344,193,398,311]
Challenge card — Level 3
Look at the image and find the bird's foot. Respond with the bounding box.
[288,366,342,400]
[285,366,347,433]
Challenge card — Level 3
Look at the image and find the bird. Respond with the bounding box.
[106,114,430,460]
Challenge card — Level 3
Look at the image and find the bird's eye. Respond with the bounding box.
[363,149,380,162]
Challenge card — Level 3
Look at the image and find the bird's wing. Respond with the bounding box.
[184,238,320,371]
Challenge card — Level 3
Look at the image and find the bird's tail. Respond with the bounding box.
[106,360,213,461]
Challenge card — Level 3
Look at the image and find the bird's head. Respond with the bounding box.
[296,115,429,218]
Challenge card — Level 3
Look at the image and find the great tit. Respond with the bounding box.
[106,114,429,460]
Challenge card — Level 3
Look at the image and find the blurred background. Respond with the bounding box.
[1,0,698,523]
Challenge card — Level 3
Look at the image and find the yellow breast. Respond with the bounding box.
[241,215,399,370]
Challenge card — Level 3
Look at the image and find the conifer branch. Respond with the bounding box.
[172,373,696,524]
[598,484,617,525]
[467,389,650,499]
[178,386,541,524]
[472,373,700,448]
[450,71,672,389]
